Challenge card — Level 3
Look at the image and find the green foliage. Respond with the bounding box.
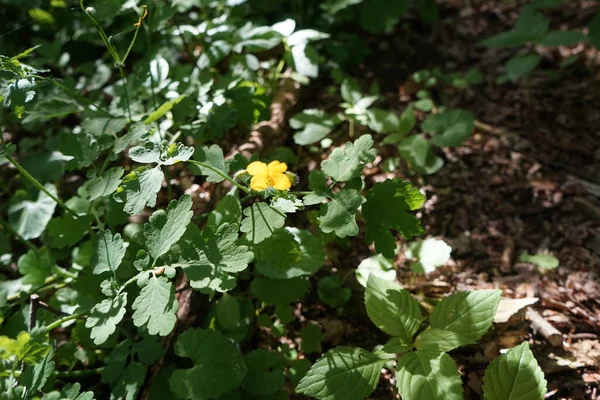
[240,203,286,244]
[85,293,127,345]
[91,230,125,275]
[131,276,178,336]
[317,189,364,237]
[321,135,376,182]
[144,195,193,260]
[519,251,559,270]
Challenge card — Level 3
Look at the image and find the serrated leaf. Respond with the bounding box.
[422,109,475,147]
[91,230,125,275]
[317,189,364,238]
[3,78,36,118]
[113,122,149,155]
[112,362,147,400]
[18,248,54,287]
[365,275,421,343]
[505,54,541,82]
[208,194,242,227]
[414,328,470,352]
[430,290,501,345]
[79,167,123,201]
[22,347,55,396]
[251,276,309,305]
[59,133,101,170]
[85,292,128,345]
[129,141,194,166]
[538,30,585,46]
[169,328,247,399]
[242,350,285,396]
[382,337,411,354]
[398,135,444,175]
[114,166,164,215]
[321,135,376,182]
[190,145,227,182]
[46,214,92,249]
[396,350,463,400]
[240,203,286,244]
[482,342,547,400]
[317,276,350,307]
[0,329,50,365]
[296,347,386,400]
[144,195,193,260]
[132,276,178,336]
[356,254,396,287]
[363,179,425,258]
[8,184,57,240]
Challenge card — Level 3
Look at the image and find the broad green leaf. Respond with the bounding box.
[422,109,475,147]
[505,54,541,82]
[398,104,416,136]
[144,95,186,124]
[181,223,253,294]
[0,329,50,364]
[18,248,54,287]
[251,277,309,305]
[317,189,364,237]
[58,383,94,400]
[317,276,350,307]
[46,214,92,249]
[414,328,470,352]
[290,359,312,387]
[479,30,532,48]
[85,292,128,345]
[301,325,323,354]
[288,29,330,46]
[190,145,227,182]
[101,339,131,385]
[356,254,396,287]
[292,43,320,78]
[3,78,36,118]
[365,275,421,343]
[59,132,101,170]
[114,166,164,215]
[129,141,194,166]
[113,123,149,155]
[398,135,444,175]
[21,347,55,395]
[359,0,407,34]
[538,30,585,46]
[91,230,125,275]
[144,195,193,260]
[406,238,452,274]
[363,179,425,258]
[242,350,285,396]
[382,337,411,354]
[170,328,247,399]
[366,108,400,134]
[482,342,547,400]
[519,252,559,269]
[132,276,178,336]
[296,347,386,400]
[240,203,286,244]
[291,109,340,146]
[216,293,240,331]
[321,135,376,181]
[396,350,463,400]
[8,185,57,240]
[81,117,127,137]
[208,194,242,227]
[112,362,147,400]
[430,290,501,345]
[78,167,123,201]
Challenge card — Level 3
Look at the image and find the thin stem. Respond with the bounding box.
[288,191,312,196]
[118,275,139,295]
[0,217,38,251]
[80,1,121,64]
[3,151,77,216]
[54,367,104,378]
[45,312,86,332]
[349,118,355,139]
[117,66,132,121]
[7,277,59,302]
[120,6,147,66]
[186,160,250,193]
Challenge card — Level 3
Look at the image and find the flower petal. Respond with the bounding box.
[247,161,268,177]
[250,175,269,191]
[267,160,287,174]
[271,172,291,191]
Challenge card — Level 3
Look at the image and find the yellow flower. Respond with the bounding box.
[246,160,292,191]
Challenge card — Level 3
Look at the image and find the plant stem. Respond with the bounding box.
[186,160,250,193]
[121,6,147,66]
[288,191,312,196]
[3,152,77,216]
[117,66,132,121]
[349,118,355,138]
[45,311,86,332]
[0,216,38,252]
[54,367,104,378]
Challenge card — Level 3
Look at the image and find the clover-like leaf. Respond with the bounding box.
[85,292,128,345]
[169,328,247,399]
[190,144,227,182]
[317,189,364,238]
[18,248,54,287]
[8,184,57,240]
[144,194,193,260]
[114,166,164,216]
[240,202,286,244]
[129,141,194,166]
[113,122,149,155]
[46,214,92,249]
[91,230,125,275]
[422,109,475,147]
[363,179,425,258]
[132,276,178,336]
[321,134,376,182]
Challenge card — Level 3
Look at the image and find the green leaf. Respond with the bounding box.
[359,0,407,34]
[21,347,54,396]
[78,167,123,201]
[181,223,253,294]
[91,230,125,275]
[81,117,127,137]
[0,329,50,364]
[85,292,128,345]
[132,276,178,336]
[208,194,242,227]
[382,337,411,354]
[317,189,364,238]
[59,132,102,171]
[114,166,164,215]
[538,30,585,46]
[321,135,376,182]
[251,276,309,305]
[9,184,57,240]
[216,293,240,331]
[129,141,194,166]
[317,276,351,307]
[112,362,147,400]
[356,254,396,287]
[3,78,36,118]
[170,328,247,399]
[144,94,186,124]
[482,342,547,400]
[291,109,340,146]
[363,179,425,258]
[113,123,149,155]
[18,248,54,287]
[519,252,559,269]
[292,43,320,78]
[366,108,400,134]
[144,195,193,260]
[190,145,227,182]
[301,325,323,354]
[240,203,286,244]
[365,275,421,343]
[242,350,285,396]
[398,135,444,175]
[396,350,463,400]
[479,30,532,48]
[406,238,452,274]
[414,328,470,352]
[422,109,475,147]
[46,214,92,249]
[505,54,541,81]
[430,290,501,345]
[296,347,386,400]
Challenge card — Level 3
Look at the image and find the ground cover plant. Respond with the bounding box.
[1,0,599,399]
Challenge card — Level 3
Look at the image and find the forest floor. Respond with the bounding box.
[269,1,600,399]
